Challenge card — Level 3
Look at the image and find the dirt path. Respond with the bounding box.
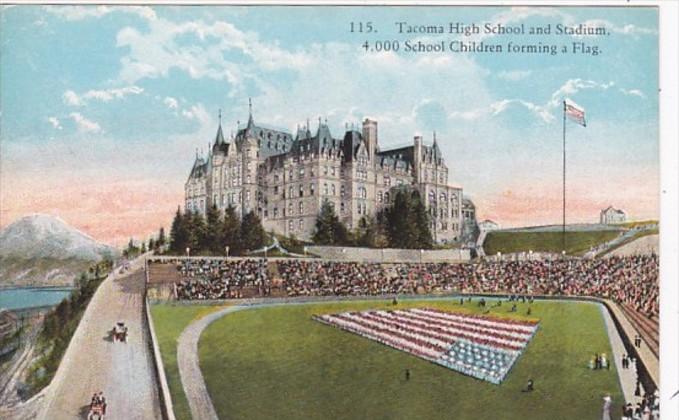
[36,262,161,420]
[176,306,240,420]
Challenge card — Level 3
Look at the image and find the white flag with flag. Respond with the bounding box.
[564,98,586,127]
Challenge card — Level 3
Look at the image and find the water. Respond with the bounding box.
[0,287,74,311]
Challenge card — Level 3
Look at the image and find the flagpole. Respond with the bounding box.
[562,100,567,255]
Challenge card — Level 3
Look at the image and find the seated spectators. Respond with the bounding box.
[171,254,658,321]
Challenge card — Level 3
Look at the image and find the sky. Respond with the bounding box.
[0,5,659,246]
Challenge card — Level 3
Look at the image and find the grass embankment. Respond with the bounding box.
[197,299,622,420]
[484,230,620,256]
[149,304,227,420]
[25,261,112,396]
[600,228,659,256]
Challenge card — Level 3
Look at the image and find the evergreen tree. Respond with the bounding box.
[141,242,147,253]
[158,226,166,247]
[412,190,434,249]
[187,210,207,253]
[205,204,223,254]
[169,206,188,254]
[384,187,433,249]
[240,211,266,251]
[148,237,155,251]
[221,205,241,254]
[313,200,348,245]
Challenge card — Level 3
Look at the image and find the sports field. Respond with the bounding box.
[192,299,622,420]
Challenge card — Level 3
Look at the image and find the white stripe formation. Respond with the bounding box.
[314,308,539,384]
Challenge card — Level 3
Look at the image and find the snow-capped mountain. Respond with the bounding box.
[0,214,118,286]
[0,214,117,260]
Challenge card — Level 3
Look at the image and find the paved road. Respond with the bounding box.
[36,261,161,420]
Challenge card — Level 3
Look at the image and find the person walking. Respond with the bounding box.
[602,394,612,420]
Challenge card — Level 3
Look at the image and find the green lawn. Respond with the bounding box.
[484,230,621,256]
[197,299,623,420]
[150,304,228,420]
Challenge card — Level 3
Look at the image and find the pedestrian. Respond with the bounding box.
[522,378,534,392]
[405,369,410,381]
[602,394,612,420]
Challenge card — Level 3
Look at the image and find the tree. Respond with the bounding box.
[384,187,433,249]
[148,237,155,251]
[140,242,147,253]
[411,190,434,249]
[221,205,241,254]
[205,203,223,254]
[169,206,188,254]
[240,211,266,251]
[313,200,349,245]
[355,214,388,248]
[186,210,207,252]
[157,226,166,247]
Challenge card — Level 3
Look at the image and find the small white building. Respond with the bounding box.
[600,206,626,225]
[478,219,500,232]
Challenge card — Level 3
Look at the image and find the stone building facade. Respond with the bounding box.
[185,107,467,243]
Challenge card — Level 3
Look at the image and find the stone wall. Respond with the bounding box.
[305,246,470,263]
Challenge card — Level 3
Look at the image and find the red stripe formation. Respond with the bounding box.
[314,308,539,384]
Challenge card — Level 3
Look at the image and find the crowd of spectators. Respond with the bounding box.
[172,255,658,319]
[174,259,268,300]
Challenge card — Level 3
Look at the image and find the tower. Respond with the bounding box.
[362,118,378,163]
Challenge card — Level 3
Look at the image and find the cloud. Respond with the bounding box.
[47,117,63,130]
[163,96,179,110]
[181,104,210,124]
[115,18,311,85]
[496,70,532,81]
[62,86,144,106]
[449,99,553,123]
[63,90,83,106]
[620,88,646,98]
[548,78,614,108]
[44,5,156,21]
[69,112,102,133]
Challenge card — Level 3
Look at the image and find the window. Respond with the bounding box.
[324,183,328,195]
[274,207,279,218]
[299,202,304,215]
[384,192,390,202]
[340,202,345,213]
[310,184,315,195]
[324,166,328,175]
[299,185,304,197]
[288,168,293,180]
[274,186,279,195]
[384,176,391,186]
[340,185,345,197]
[288,186,294,198]
[246,190,251,202]
[331,184,336,196]
[289,220,294,231]
[378,191,383,203]
[331,167,336,176]
[298,219,304,230]
[299,168,305,178]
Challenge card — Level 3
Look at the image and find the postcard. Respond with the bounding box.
[0,3,676,420]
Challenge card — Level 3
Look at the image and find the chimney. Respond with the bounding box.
[414,135,423,183]
[362,118,378,162]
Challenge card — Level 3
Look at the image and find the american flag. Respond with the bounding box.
[565,99,586,127]
[314,308,539,384]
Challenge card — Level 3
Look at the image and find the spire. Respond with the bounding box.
[247,97,254,128]
[214,109,225,145]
